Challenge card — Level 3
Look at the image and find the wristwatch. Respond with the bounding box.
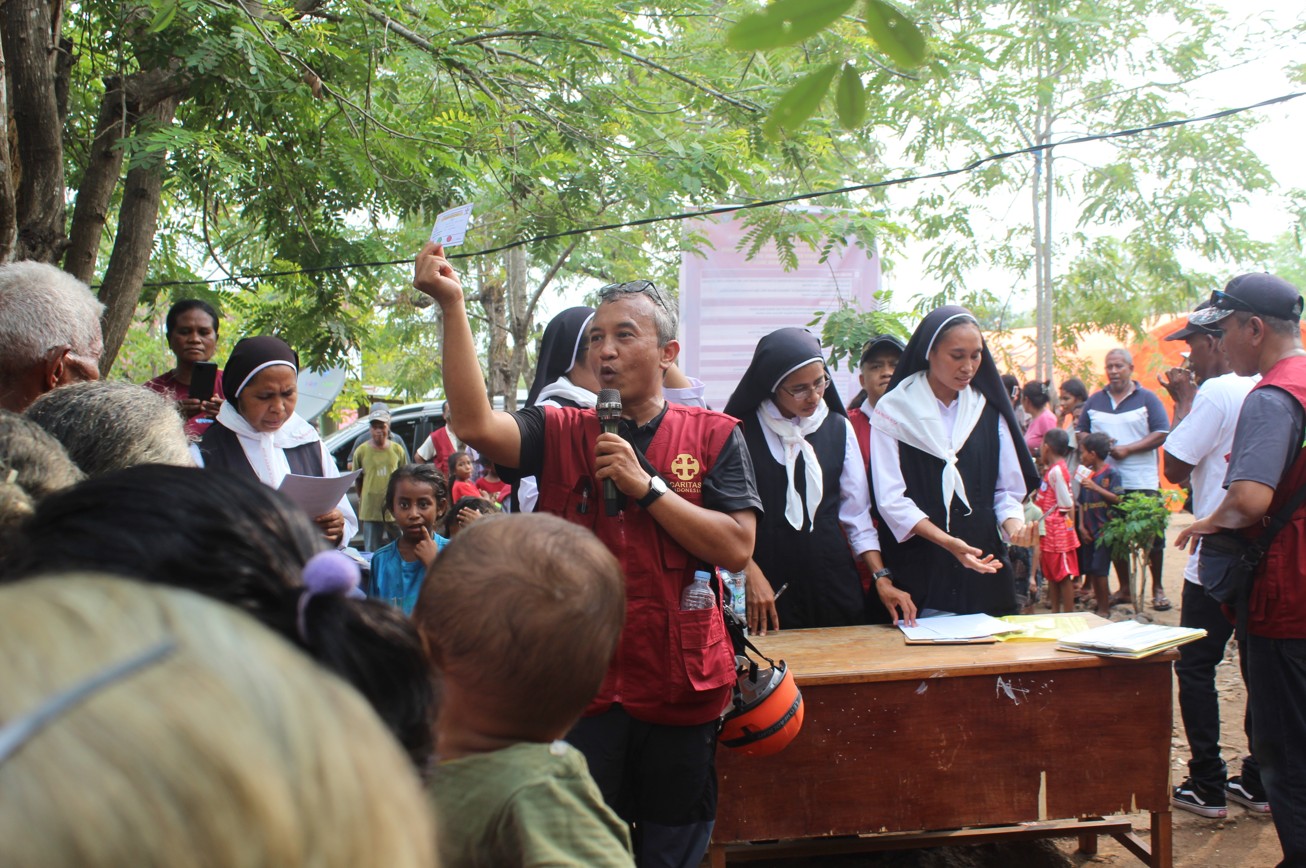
[637,474,669,509]
[872,567,894,582]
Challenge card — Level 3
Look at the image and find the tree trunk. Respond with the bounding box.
[480,266,513,403]
[0,35,18,261]
[96,94,181,374]
[63,80,129,282]
[504,245,529,412]
[1,0,67,262]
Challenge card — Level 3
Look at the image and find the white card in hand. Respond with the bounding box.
[429,203,474,248]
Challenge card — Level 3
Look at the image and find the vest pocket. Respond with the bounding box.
[536,477,598,530]
[672,606,735,693]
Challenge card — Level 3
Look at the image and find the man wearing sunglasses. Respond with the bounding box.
[1175,272,1306,864]
[1160,302,1263,820]
[414,244,761,868]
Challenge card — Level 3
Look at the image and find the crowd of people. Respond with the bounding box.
[3,252,1306,867]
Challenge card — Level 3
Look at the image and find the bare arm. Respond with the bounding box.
[412,243,523,468]
[1176,480,1276,550]
[1163,452,1195,487]
[593,431,755,569]
[1111,429,1167,460]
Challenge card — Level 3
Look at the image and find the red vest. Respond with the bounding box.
[428,428,455,472]
[848,405,872,468]
[537,403,739,725]
[1246,355,1306,638]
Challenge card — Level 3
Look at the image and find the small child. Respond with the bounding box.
[442,495,496,538]
[1034,428,1079,613]
[476,460,512,508]
[448,450,480,502]
[369,464,449,615]
[1076,432,1124,618]
[413,514,634,867]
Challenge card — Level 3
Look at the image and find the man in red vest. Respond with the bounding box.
[413,243,761,868]
[1177,272,1306,865]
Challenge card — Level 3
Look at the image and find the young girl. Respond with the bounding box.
[448,451,480,502]
[1034,428,1079,613]
[475,460,512,507]
[442,495,496,539]
[370,464,450,615]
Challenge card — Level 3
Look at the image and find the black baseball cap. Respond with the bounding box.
[1188,273,1304,328]
[1163,301,1223,342]
[858,334,906,365]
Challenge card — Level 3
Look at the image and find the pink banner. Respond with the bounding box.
[678,212,882,411]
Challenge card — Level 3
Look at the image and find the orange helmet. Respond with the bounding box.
[719,657,804,757]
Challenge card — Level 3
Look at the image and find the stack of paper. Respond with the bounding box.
[899,613,1023,645]
[1056,620,1206,659]
[996,613,1092,642]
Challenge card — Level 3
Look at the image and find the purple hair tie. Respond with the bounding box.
[297,550,364,642]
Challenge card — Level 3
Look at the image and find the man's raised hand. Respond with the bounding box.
[413,243,463,307]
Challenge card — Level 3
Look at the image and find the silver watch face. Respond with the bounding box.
[651,475,668,495]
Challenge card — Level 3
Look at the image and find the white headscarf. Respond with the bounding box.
[756,398,828,531]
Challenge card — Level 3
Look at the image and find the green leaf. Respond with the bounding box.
[726,0,857,51]
[835,64,866,128]
[864,0,927,67]
[763,63,840,140]
[148,0,179,33]
[726,12,786,51]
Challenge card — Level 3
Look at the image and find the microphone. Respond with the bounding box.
[597,389,622,516]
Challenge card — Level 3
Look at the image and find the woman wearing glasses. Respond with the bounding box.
[725,327,914,633]
[870,306,1040,617]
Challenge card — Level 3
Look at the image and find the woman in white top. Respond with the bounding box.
[725,327,912,633]
[193,335,356,546]
[870,306,1039,618]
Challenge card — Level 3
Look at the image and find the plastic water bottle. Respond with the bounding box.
[680,570,716,610]
[719,567,747,626]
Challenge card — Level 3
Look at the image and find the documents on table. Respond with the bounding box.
[1056,620,1206,659]
[277,471,360,517]
[996,613,1092,642]
[899,613,1023,645]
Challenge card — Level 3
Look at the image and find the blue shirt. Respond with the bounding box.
[1077,382,1169,489]
[369,535,449,615]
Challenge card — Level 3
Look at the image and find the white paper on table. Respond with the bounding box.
[277,471,359,517]
[429,203,474,247]
[899,613,1023,642]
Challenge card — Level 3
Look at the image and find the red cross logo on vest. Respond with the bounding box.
[670,453,700,481]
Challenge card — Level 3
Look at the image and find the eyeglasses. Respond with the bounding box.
[778,374,831,401]
[598,280,670,311]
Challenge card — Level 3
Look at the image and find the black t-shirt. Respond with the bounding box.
[511,404,761,514]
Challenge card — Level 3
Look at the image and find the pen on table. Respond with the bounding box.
[773,582,790,601]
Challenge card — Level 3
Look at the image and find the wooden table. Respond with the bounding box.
[710,622,1175,867]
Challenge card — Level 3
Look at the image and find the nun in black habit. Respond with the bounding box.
[724,327,914,633]
[869,306,1039,617]
[515,307,598,513]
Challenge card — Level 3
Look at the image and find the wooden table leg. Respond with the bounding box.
[708,843,727,868]
[1150,809,1173,868]
[1077,831,1099,856]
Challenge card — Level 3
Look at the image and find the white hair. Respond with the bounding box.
[25,381,193,475]
[0,262,105,374]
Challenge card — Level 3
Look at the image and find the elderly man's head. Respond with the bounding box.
[0,263,105,412]
[26,382,192,476]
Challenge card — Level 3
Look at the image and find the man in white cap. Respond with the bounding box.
[351,403,408,551]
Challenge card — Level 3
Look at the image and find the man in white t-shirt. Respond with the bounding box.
[1161,306,1264,819]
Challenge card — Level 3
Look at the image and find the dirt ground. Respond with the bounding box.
[734,513,1284,868]
[1054,511,1281,868]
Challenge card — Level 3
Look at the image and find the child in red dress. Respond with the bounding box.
[1034,428,1079,613]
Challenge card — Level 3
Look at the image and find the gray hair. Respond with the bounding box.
[0,262,105,375]
[0,410,84,527]
[25,382,193,476]
[1105,347,1133,366]
[596,281,678,347]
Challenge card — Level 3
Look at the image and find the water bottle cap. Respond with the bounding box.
[693,569,712,581]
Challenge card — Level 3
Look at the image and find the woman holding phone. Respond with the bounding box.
[144,299,225,439]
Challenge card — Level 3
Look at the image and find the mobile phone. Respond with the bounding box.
[188,361,218,400]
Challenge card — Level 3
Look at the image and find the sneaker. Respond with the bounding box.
[1226,776,1272,813]
[1172,778,1228,818]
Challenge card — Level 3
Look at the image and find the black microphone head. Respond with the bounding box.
[597,389,622,421]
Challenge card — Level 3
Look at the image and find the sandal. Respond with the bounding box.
[1108,591,1134,607]
[1152,595,1173,612]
